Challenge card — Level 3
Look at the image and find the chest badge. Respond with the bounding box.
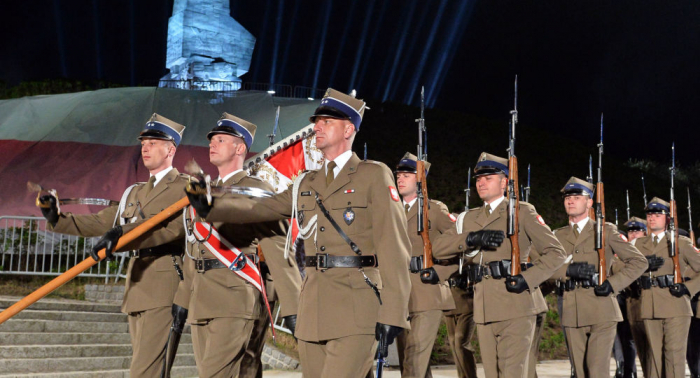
[343,207,355,225]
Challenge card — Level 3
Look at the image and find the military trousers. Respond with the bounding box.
[127,306,172,378]
[444,311,477,378]
[478,315,537,378]
[687,298,700,377]
[643,316,691,378]
[191,316,256,378]
[239,299,275,378]
[564,320,617,378]
[298,334,377,378]
[396,309,443,378]
[527,311,546,378]
[612,292,637,377]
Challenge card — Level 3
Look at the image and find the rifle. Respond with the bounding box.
[642,174,648,207]
[615,208,619,227]
[594,113,606,285]
[364,142,368,161]
[506,75,521,276]
[268,106,280,147]
[626,190,631,220]
[416,87,438,284]
[669,143,682,284]
[588,155,595,220]
[464,168,471,213]
[523,164,531,203]
[689,187,696,247]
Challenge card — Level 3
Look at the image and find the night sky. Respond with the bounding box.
[2,0,699,164]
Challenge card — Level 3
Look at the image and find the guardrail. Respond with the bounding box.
[0,216,127,283]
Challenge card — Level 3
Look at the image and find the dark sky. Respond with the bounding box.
[2,1,699,164]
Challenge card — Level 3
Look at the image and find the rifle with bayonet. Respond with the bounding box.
[689,187,696,247]
[416,86,438,285]
[669,144,683,284]
[523,164,531,203]
[588,155,595,220]
[615,209,619,227]
[507,76,521,276]
[464,169,471,213]
[364,143,368,161]
[642,174,648,207]
[594,113,606,286]
[268,106,280,147]
[626,190,631,221]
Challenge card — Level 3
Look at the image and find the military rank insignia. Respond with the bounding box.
[343,208,355,225]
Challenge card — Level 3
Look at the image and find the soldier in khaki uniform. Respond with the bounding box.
[186,89,412,378]
[550,177,647,378]
[394,152,456,378]
[38,114,188,378]
[184,113,295,377]
[630,197,700,378]
[431,153,567,378]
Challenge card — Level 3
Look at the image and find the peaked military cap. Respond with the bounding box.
[561,177,594,198]
[679,228,690,237]
[624,217,647,231]
[310,88,367,131]
[645,197,670,214]
[396,152,431,174]
[474,152,508,177]
[138,113,186,146]
[208,112,257,149]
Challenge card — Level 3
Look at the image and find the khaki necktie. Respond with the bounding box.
[484,205,491,216]
[326,161,337,186]
[143,176,156,197]
[405,204,410,215]
[573,224,580,238]
[653,236,658,247]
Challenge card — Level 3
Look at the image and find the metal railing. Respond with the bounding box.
[157,80,241,92]
[143,79,323,100]
[0,216,127,283]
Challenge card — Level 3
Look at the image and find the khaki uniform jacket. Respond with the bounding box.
[258,233,302,318]
[205,153,412,342]
[634,233,700,319]
[405,199,456,313]
[552,221,647,327]
[432,200,567,324]
[187,172,289,322]
[52,168,187,313]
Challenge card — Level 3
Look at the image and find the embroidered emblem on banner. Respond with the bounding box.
[389,186,400,202]
[343,208,355,225]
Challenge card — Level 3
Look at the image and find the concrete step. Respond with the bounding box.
[0,343,194,359]
[0,319,128,333]
[0,364,199,378]
[9,309,128,323]
[0,331,193,346]
[0,354,196,374]
[0,296,122,314]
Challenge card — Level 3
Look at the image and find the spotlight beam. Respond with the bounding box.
[277,0,301,84]
[328,0,359,87]
[51,0,67,78]
[269,0,285,84]
[381,0,418,102]
[348,0,377,91]
[373,1,411,98]
[252,0,273,83]
[312,0,334,90]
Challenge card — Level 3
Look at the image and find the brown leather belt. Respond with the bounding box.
[195,255,258,273]
[129,245,180,258]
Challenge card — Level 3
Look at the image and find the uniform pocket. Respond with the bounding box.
[331,194,369,236]
[349,268,382,328]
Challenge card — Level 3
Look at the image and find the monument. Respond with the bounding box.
[160,0,256,91]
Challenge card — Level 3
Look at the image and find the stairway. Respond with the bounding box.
[0,296,197,377]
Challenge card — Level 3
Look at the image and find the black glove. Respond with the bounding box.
[375,323,403,359]
[419,267,440,284]
[90,226,123,261]
[505,274,529,294]
[594,280,614,297]
[185,180,213,218]
[466,230,506,250]
[566,262,596,280]
[645,255,665,272]
[283,315,297,337]
[670,283,691,298]
[38,195,59,227]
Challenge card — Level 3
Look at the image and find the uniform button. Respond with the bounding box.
[575,250,579,254]
[320,246,326,251]
[459,245,464,250]
[320,226,325,232]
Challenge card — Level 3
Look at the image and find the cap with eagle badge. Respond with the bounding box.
[309,88,367,131]
[474,152,509,177]
[207,112,257,149]
[138,113,186,146]
[395,152,431,175]
[624,217,647,232]
[645,197,670,214]
[560,177,594,199]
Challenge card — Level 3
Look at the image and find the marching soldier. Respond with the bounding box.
[183,113,297,377]
[632,197,700,378]
[432,153,567,378]
[186,89,412,378]
[551,177,647,378]
[394,152,456,378]
[37,114,189,378]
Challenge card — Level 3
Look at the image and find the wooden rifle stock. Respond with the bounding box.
[0,196,191,325]
[670,200,683,284]
[596,182,606,284]
[417,161,434,273]
[691,230,697,248]
[509,156,521,276]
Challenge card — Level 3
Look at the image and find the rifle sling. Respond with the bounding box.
[315,194,362,256]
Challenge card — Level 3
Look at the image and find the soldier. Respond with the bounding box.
[37,114,188,378]
[625,217,647,243]
[183,113,298,377]
[431,153,567,378]
[551,177,647,378]
[394,152,456,378]
[631,197,700,378]
[185,89,412,378]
